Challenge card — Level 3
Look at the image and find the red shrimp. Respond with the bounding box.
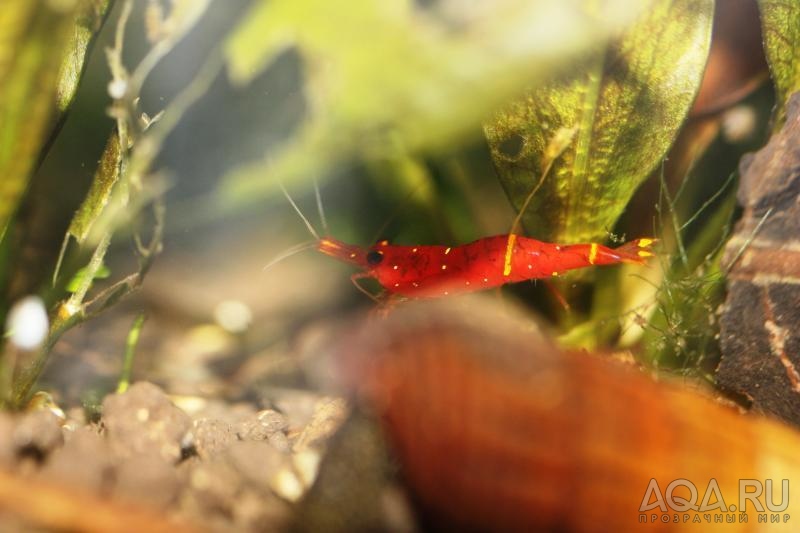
[275,182,655,300]
[317,235,655,299]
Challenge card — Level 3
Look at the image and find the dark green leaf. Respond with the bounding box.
[57,0,112,112]
[759,0,800,122]
[485,0,713,244]
[0,0,82,237]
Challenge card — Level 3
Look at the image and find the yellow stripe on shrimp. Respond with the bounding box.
[503,234,517,276]
[588,243,598,265]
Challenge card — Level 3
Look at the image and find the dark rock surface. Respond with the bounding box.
[718,92,800,426]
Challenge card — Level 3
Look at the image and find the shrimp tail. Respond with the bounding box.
[613,238,657,265]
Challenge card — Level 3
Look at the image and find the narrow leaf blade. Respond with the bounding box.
[68,131,122,243]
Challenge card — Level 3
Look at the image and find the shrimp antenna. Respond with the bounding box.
[369,183,425,244]
[509,126,576,236]
[280,181,320,240]
[313,176,329,236]
[262,240,317,272]
[509,158,553,236]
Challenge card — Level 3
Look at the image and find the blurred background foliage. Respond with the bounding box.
[0,0,797,406]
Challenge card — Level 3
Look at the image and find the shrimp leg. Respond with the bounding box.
[543,280,571,311]
[350,272,382,304]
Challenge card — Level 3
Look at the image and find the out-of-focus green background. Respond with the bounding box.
[3,0,797,404]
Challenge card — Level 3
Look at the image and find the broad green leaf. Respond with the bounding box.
[68,131,122,242]
[219,0,651,206]
[0,0,92,238]
[759,0,800,122]
[485,0,713,244]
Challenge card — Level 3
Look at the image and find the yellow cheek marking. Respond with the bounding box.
[638,250,654,258]
[638,238,653,248]
[503,234,517,276]
[588,243,598,265]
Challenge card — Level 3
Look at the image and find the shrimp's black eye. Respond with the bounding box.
[366,250,384,266]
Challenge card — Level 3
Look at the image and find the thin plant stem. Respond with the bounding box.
[117,313,146,394]
[65,233,112,314]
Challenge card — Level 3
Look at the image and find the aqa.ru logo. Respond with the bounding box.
[639,478,790,524]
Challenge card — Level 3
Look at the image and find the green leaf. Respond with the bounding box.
[65,263,111,293]
[218,0,651,207]
[0,0,95,238]
[484,0,713,244]
[68,132,122,243]
[54,129,120,286]
[759,0,800,122]
[57,0,112,113]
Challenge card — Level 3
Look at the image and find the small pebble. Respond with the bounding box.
[271,467,304,502]
[293,449,322,488]
[257,409,289,433]
[102,382,192,462]
[193,418,236,459]
[267,431,291,453]
[237,409,288,441]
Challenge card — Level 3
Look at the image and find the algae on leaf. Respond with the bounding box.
[0,0,111,239]
[759,0,800,123]
[485,0,713,244]
[0,1,80,237]
[68,132,122,244]
[57,0,112,113]
[218,0,650,207]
